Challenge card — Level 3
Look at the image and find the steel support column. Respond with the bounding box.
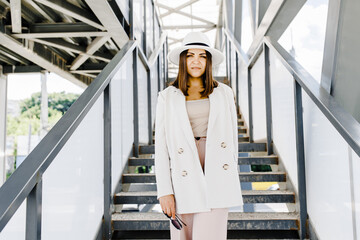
[264,44,273,155]
[103,84,112,239]
[147,70,152,145]
[294,80,308,240]
[247,68,254,142]
[133,47,139,157]
[26,178,42,240]
[0,70,7,186]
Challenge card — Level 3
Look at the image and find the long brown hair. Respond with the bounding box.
[170,49,218,97]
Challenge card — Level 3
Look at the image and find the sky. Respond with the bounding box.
[7,72,84,101]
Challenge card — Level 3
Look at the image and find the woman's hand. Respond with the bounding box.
[159,194,176,219]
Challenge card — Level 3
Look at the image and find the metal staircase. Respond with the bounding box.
[111,113,301,239]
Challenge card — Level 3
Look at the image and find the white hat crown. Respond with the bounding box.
[167,31,224,66]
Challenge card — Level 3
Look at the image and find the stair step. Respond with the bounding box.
[139,143,266,154]
[114,190,294,204]
[112,212,299,230]
[152,135,250,143]
[128,155,277,166]
[112,230,299,239]
[122,172,286,183]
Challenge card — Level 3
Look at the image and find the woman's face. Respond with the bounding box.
[186,48,207,78]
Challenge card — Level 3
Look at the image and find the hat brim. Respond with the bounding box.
[167,45,224,66]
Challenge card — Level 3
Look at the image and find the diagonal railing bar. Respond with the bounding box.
[0,40,137,232]
[264,36,360,157]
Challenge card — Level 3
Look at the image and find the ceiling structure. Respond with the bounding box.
[154,0,221,76]
[0,0,129,88]
[0,0,222,86]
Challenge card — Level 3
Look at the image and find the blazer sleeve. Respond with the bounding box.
[154,91,174,200]
[226,87,239,156]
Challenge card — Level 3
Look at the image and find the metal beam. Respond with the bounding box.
[3,65,43,73]
[0,47,31,65]
[0,32,87,88]
[33,0,105,31]
[70,36,110,70]
[12,31,109,39]
[160,0,199,18]
[24,0,53,22]
[29,22,98,33]
[156,2,215,25]
[10,0,21,33]
[163,24,216,30]
[28,38,111,63]
[247,0,306,57]
[86,0,129,49]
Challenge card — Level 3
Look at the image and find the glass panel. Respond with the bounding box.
[0,201,26,239]
[237,55,249,125]
[269,50,298,190]
[278,0,329,83]
[241,0,254,52]
[133,0,144,50]
[250,51,265,141]
[116,0,129,23]
[41,95,104,239]
[110,54,134,192]
[302,89,354,239]
[138,60,149,144]
[146,0,154,56]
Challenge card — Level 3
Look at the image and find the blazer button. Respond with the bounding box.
[223,164,229,170]
[182,170,188,176]
[221,142,227,148]
[178,148,184,154]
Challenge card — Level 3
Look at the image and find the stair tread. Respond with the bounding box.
[112,212,299,221]
[123,172,285,176]
[116,190,294,197]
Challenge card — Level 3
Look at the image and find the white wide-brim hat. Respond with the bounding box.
[167,32,224,66]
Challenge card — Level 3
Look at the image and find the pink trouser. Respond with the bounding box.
[170,137,229,240]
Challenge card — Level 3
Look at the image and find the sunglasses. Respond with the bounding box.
[162,210,187,230]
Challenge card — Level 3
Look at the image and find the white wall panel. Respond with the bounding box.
[41,95,104,240]
[238,58,249,125]
[269,50,298,191]
[302,90,354,240]
[111,54,134,192]
[138,60,149,144]
[351,148,360,239]
[0,201,26,239]
[250,52,266,141]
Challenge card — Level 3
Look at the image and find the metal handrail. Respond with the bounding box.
[264,36,360,157]
[223,29,360,158]
[0,40,137,231]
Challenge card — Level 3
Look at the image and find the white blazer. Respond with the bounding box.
[154,81,244,214]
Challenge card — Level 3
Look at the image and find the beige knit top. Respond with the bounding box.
[185,98,210,137]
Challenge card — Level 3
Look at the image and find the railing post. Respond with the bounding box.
[147,69,152,145]
[247,68,254,142]
[294,79,308,239]
[133,47,139,157]
[264,44,273,155]
[225,35,229,83]
[235,52,239,114]
[229,42,232,87]
[26,177,42,240]
[103,84,112,239]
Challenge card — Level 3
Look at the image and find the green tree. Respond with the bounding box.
[7,92,79,136]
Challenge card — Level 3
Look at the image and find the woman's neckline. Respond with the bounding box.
[186,98,209,102]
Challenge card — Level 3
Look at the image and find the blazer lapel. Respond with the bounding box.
[172,86,220,154]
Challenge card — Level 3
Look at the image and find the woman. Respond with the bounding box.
[154,32,243,240]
